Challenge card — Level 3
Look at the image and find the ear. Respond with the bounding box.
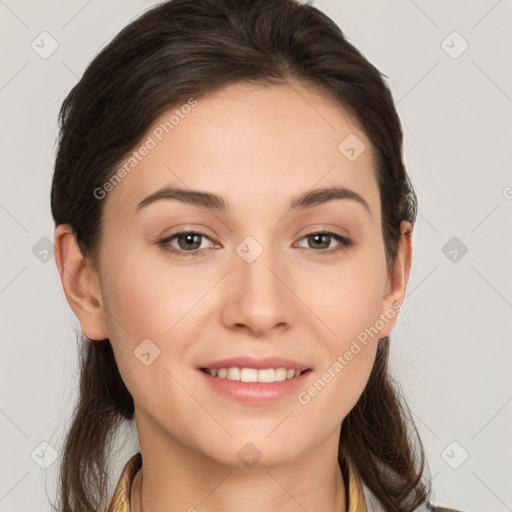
[376,220,413,338]
[54,224,109,341]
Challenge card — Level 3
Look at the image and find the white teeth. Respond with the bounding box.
[274,368,287,381]
[204,367,305,383]
[255,368,274,383]
[240,368,259,382]
[226,367,240,380]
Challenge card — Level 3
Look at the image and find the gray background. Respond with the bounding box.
[1,0,511,511]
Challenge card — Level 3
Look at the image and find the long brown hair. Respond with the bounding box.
[51,0,430,510]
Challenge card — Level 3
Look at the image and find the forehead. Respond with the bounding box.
[103,81,380,220]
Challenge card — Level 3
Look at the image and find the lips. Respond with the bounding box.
[197,355,312,403]
[198,366,312,404]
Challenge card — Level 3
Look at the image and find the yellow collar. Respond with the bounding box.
[108,452,367,512]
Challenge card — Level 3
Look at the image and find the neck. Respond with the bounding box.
[130,418,347,512]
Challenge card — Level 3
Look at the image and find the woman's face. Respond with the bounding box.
[75,82,408,467]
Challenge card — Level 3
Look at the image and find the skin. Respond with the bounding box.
[55,81,412,512]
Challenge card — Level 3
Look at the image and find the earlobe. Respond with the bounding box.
[54,224,109,341]
[376,221,413,339]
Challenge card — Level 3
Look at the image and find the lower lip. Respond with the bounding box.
[198,369,312,405]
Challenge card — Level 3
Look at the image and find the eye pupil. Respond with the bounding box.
[309,234,329,249]
[179,233,201,250]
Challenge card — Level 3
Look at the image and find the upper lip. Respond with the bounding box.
[199,356,311,371]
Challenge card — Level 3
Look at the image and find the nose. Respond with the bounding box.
[219,238,297,337]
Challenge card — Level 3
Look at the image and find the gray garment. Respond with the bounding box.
[360,480,460,512]
[361,481,430,511]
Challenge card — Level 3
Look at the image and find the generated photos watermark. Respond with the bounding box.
[93,97,198,200]
[297,302,402,405]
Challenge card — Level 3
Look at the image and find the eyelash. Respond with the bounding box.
[157,230,354,257]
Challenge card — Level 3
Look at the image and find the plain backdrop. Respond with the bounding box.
[1,1,511,511]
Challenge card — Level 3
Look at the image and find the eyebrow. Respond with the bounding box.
[136,185,371,215]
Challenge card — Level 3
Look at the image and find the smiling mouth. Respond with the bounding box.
[200,367,311,383]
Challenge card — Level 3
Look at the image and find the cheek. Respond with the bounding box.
[294,241,386,413]
[296,282,380,430]
[98,249,207,415]
[100,240,211,339]
[98,245,198,374]
[300,239,388,345]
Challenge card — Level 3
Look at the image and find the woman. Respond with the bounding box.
[51,0,463,511]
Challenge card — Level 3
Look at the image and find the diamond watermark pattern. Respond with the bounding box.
[442,237,468,263]
[441,441,469,469]
[338,134,366,161]
[237,442,262,467]
[31,441,58,469]
[441,31,469,59]
[31,236,54,263]
[236,236,263,263]
[134,338,161,366]
[31,31,59,59]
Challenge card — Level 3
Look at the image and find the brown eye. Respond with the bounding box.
[296,231,353,254]
[159,231,214,256]
[306,233,331,250]
[175,233,203,250]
